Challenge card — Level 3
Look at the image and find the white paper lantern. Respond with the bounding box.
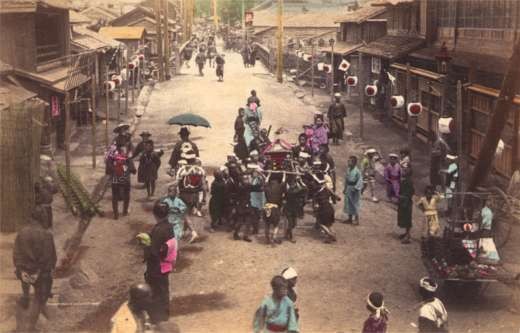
[345,76,358,86]
[438,117,454,134]
[365,85,378,97]
[407,103,423,116]
[390,95,405,108]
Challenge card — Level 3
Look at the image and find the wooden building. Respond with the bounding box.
[80,6,118,26]
[0,0,95,152]
[99,26,147,55]
[356,0,520,179]
[109,6,177,56]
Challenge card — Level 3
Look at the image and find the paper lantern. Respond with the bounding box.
[438,117,454,134]
[120,68,127,81]
[496,139,505,155]
[138,54,145,60]
[346,76,358,86]
[365,85,378,97]
[407,103,423,116]
[111,74,122,85]
[104,81,116,91]
[390,95,405,108]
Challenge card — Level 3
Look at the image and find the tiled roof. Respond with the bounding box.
[335,3,387,23]
[69,9,91,24]
[357,35,424,60]
[253,10,339,28]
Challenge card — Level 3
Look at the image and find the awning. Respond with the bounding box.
[357,35,424,60]
[467,84,520,105]
[14,66,91,94]
[99,26,146,40]
[410,47,510,75]
[390,63,445,81]
[319,41,364,56]
[0,79,40,110]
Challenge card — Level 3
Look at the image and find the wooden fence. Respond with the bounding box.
[0,100,45,232]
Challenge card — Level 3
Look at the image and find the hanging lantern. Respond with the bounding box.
[346,76,358,86]
[390,95,405,108]
[111,74,122,86]
[496,139,505,155]
[104,81,116,91]
[407,103,423,116]
[365,84,378,97]
[438,117,454,134]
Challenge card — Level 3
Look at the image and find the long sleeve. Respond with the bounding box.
[253,304,266,333]
[354,168,363,191]
[287,302,299,333]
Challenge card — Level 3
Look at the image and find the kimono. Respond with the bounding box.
[250,174,266,210]
[327,102,346,140]
[138,151,163,183]
[209,179,227,224]
[384,163,401,201]
[343,166,363,216]
[310,125,328,154]
[362,314,388,333]
[418,298,448,333]
[162,196,188,241]
[253,296,299,333]
[417,195,442,237]
[397,177,414,229]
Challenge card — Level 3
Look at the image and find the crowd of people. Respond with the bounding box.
[181,34,226,81]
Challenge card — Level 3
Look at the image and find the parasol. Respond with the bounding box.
[167,113,211,128]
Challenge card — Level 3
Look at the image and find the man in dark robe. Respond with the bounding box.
[144,201,175,324]
[168,127,199,171]
[327,93,347,144]
[13,206,57,331]
[247,90,261,107]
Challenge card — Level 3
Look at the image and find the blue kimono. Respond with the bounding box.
[162,196,188,241]
[250,175,266,210]
[343,166,363,216]
[253,296,299,333]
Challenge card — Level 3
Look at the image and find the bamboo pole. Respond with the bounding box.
[65,91,71,178]
[358,52,364,139]
[156,0,165,82]
[164,0,170,78]
[311,41,315,97]
[456,80,463,212]
[276,0,284,83]
[105,66,110,148]
[467,40,520,190]
[91,60,97,169]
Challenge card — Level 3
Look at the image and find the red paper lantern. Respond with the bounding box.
[365,85,377,97]
[346,76,358,86]
[407,103,423,116]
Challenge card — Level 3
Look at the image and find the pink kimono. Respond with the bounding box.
[384,163,401,201]
[160,238,178,274]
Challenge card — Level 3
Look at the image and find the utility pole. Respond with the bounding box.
[155,0,165,81]
[467,40,520,191]
[91,57,97,169]
[329,39,335,101]
[163,0,170,78]
[64,90,71,178]
[105,66,110,149]
[358,53,365,140]
[456,80,463,212]
[276,0,284,83]
[242,0,245,41]
[213,0,218,30]
[406,62,413,149]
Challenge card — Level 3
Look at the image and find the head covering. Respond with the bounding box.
[446,154,458,160]
[179,127,190,136]
[312,158,322,166]
[366,292,387,319]
[139,131,152,137]
[388,153,399,159]
[419,277,438,292]
[334,93,341,98]
[136,233,151,246]
[314,112,324,120]
[281,267,298,280]
[181,150,196,160]
[299,151,311,159]
[113,123,130,133]
[178,159,188,165]
[249,150,259,156]
[365,148,377,155]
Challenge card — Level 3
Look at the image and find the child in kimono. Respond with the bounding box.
[253,276,299,333]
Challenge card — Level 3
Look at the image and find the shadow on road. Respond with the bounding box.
[170,292,232,316]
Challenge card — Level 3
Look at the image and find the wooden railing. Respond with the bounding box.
[36,43,62,63]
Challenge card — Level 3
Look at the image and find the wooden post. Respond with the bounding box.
[296,49,299,80]
[456,80,463,207]
[406,62,413,148]
[467,40,520,190]
[311,42,315,97]
[359,52,364,139]
[91,65,97,169]
[213,0,218,30]
[105,66,110,148]
[276,0,284,83]
[330,43,334,102]
[64,91,71,178]
[156,0,165,82]
[131,68,135,104]
[164,0,170,78]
